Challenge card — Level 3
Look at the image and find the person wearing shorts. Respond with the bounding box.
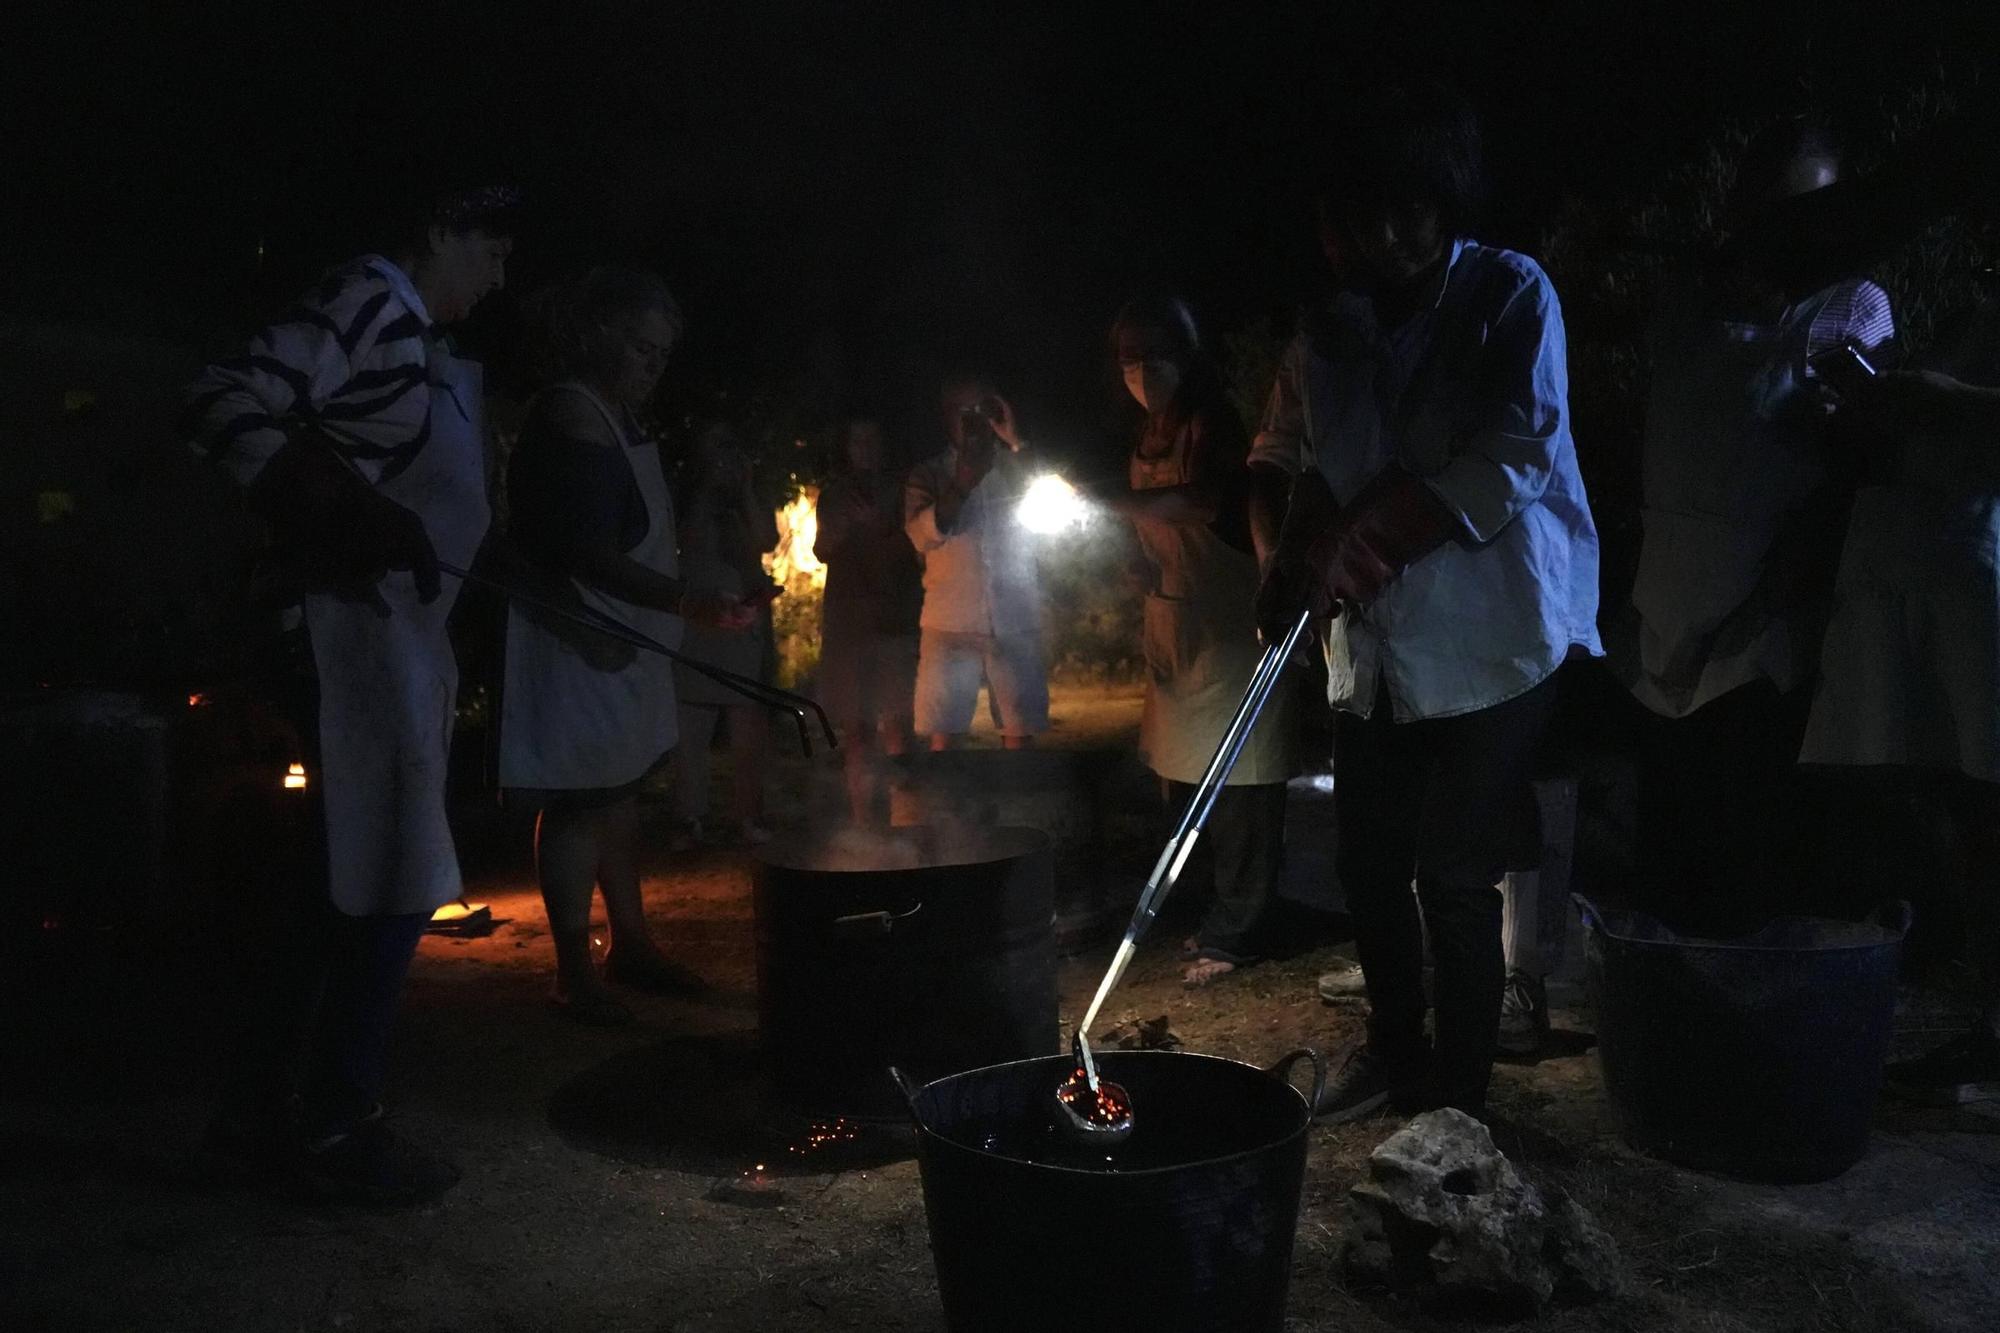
[904,375,1050,750]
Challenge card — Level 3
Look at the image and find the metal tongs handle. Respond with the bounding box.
[1072,606,1313,1089]
[439,559,839,757]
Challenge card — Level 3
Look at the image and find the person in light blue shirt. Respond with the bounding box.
[1250,77,1601,1124]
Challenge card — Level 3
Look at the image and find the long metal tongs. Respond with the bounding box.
[1070,605,1314,1093]
[438,558,838,758]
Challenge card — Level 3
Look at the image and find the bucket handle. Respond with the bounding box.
[1264,1047,1326,1114]
[888,1065,925,1128]
[1873,899,1914,938]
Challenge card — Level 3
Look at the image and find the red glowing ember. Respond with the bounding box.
[1056,1066,1132,1129]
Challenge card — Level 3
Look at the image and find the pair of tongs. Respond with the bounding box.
[1068,605,1314,1101]
[442,558,837,757]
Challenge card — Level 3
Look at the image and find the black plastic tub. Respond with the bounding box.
[753,825,1056,1118]
[1579,896,1909,1183]
[897,1048,1323,1333]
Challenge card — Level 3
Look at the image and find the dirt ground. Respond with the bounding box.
[5,683,1999,1332]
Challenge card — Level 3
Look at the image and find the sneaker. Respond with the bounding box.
[1312,1042,1428,1124]
[297,1117,461,1207]
[1884,1030,2000,1107]
[1496,970,1551,1057]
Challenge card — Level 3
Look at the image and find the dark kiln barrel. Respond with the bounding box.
[753,825,1057,1119]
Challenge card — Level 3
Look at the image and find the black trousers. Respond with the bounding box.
[218,665,430,1138]
[1336,674,1558,1111]
[1164,779,1288,958]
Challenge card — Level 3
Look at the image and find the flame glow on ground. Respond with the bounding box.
[764,488,826,590]
[1017,473,1090,535]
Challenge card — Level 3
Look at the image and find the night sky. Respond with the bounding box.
[9,0,1996,447]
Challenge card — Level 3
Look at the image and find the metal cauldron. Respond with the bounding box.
[753,824,1057,1118]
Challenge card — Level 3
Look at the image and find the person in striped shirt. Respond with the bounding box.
[185,184,516,1206]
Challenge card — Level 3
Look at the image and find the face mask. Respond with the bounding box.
[1123,358,1181,412]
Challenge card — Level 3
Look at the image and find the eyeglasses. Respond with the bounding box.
[627,335,674,361]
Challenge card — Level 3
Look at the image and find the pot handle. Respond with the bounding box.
[833,902,923,939]
[888,1066,924,1127]
[1264,1047,1326,1114]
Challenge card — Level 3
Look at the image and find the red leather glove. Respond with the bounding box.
[1303,466,1458,608]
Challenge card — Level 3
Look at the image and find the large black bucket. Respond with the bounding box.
[897,1048,1323,1333]
[1579,896,1909,1183]
[754,825,1057,1119]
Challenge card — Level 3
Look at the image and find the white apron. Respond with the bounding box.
[1131,421,1294,786]
[1620,282,1847,717]
[1802,306,2000,781]
[499,383,684,791]
[302,349,491,916]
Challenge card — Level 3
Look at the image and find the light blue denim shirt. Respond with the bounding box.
[1250,239,1603,721]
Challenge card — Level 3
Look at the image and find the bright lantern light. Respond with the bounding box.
[1017,474,1089,535]
[283,762,308,791]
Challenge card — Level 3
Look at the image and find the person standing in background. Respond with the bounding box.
[904,376,1049,751]
[1609,115,1896,935]
[672,423,780,846]
[1802,291,2000,1105]
[1097,296,1294,987]
[814,411,922,824]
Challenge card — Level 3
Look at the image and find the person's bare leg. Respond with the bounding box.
[929,733,954,753]
[1002,733,1034,751]
[596,796,653,958]
[599,794,705,993]
[534,806,619,1008]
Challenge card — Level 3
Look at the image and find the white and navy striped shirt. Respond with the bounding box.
[184,255,436,488]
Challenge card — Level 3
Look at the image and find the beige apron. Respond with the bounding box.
[499,383,685,790]
[1620,284,1847,717]
[1131,424,1294,786]
[302,348,491,916]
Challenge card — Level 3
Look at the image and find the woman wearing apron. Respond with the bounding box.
[1101,297,1295,986]
[502,270,750,1025]
[1803,296,2000,1103]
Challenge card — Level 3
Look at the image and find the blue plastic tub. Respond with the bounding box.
[1578,896,1909,1183]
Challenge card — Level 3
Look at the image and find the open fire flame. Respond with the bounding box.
[764,487,826,590]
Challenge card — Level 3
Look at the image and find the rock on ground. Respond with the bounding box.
[1341,1108,1627,1311]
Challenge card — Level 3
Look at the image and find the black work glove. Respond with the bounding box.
[1254,557,1314,651]
[251,427,441,610]
[1302,466,1457,607]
